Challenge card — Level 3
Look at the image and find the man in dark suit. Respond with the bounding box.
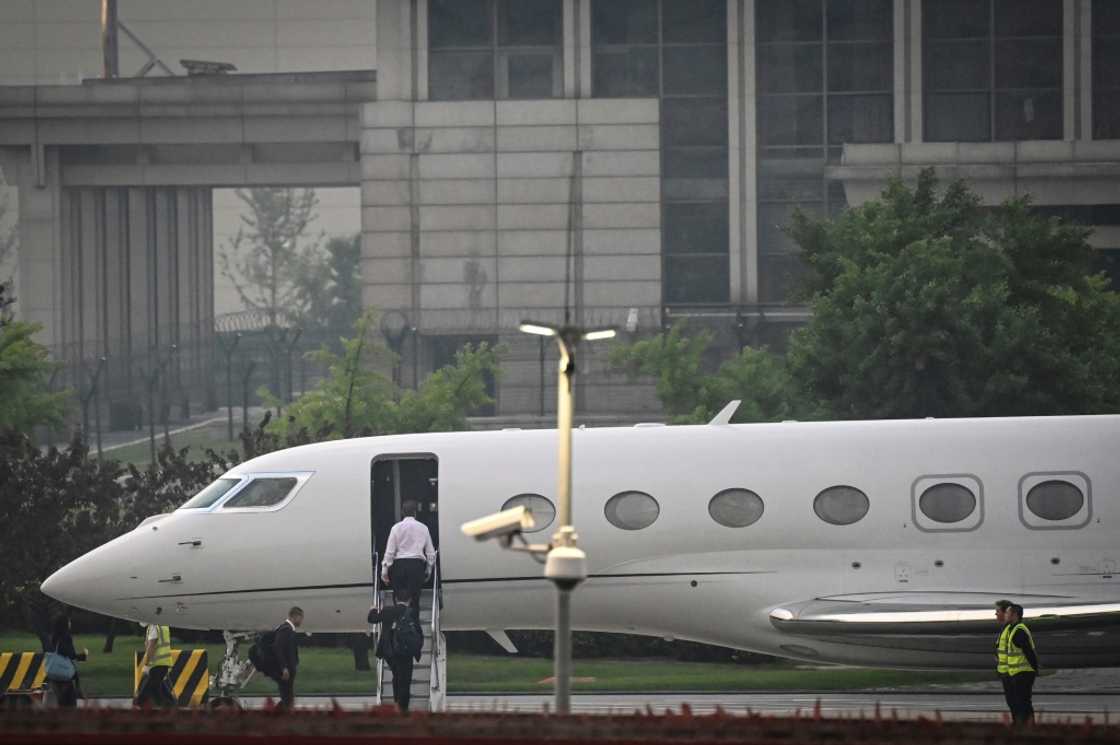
[368,590,423,713]
[273,607,303,710]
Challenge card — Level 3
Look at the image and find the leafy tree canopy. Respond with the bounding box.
[262,311,503,440]
[610,323,809,424]
[0,282,70,432]
[220,187,325,326]
[613,171,1120,422]
[786,169,1120,418]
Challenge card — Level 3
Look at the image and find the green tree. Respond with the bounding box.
[220,188,324,327]
[610,323,807,424]
[0,184,17,270]
[263,311,502,440]
[786,170,1120,419]
[0,282,70,432]
[300,234,362,346]
[0,431,125,643]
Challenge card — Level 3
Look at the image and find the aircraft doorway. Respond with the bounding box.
[370,455,439,579]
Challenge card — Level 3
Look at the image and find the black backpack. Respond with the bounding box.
[250,629,278,672]
[390,607,423,659]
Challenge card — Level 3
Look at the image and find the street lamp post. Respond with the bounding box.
[519,320,615,714]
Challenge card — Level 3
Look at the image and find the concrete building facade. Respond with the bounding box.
[3,0,1120,421]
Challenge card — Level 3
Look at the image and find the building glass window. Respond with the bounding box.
[924,0,1062,142]
[1094,0,1120,138]
[430,0,562,100]
[757,0,890,304]
[592,0,729,305]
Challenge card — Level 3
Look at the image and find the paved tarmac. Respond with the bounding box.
[84,692,1120,722]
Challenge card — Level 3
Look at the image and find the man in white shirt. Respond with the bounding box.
[382,500,437,617]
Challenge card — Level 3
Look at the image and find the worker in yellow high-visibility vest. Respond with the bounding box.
[1004,603,1040,725]
[994,599,1014,714]
[134,623,175,708]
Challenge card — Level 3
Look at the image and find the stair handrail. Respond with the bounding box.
[430,556,441,696]
[372,550,383,706]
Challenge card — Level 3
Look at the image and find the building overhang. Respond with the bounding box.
[829,141,1120,207]
[0,70,376,187]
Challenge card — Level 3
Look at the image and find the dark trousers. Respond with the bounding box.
[135,666,175,708]
[277,672,296,710]
[1000,675,1012,711]
[1008,672,1036,724]
[50,678,80,708]
[389,654,415,712]
[389,558,426,617]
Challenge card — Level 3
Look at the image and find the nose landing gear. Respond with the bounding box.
[208,631,257,709]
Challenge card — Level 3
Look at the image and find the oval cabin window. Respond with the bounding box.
[501,493,555,533]
[1026,480,1084,521]
[709,489,765,528]
[813,485,869,526]
[604,491,660,531]
[918,483,977,523]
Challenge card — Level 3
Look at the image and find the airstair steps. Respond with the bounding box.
[374,585,444,712]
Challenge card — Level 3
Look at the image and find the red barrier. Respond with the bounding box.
[1,706,1118,745]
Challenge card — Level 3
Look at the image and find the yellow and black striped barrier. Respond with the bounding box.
[132,650,209,707]
[0,652,47,692]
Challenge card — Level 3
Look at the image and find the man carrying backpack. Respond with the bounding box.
[368,590,424,713]
[249,607,303,710]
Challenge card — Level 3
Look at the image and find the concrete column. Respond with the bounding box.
[733,0,759,304]
[15,147,63,349]
[416,0,429,101]
[894,0,908,142]
[1080,0,1092,140]
[577,0,592,97]
[54,185,214,409]
[376,0,417,101]
[909,0,923,142]
[1064,0,1077,140]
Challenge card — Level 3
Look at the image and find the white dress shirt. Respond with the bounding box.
[382,516,437,576]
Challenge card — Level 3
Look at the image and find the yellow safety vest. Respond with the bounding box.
[152,625,173,668]
[996,624,1012,675]
[1005,622,1035,676]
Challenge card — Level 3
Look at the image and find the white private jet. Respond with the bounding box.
[42,411,1120,673]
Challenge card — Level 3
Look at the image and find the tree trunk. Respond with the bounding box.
[102,616,117,653]
[349,633,371,671]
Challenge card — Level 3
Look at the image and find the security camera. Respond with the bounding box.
[461,506,536,544]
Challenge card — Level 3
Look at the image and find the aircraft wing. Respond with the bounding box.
[770,593,1120,635]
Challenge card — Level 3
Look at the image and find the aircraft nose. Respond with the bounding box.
[41,560,86,606]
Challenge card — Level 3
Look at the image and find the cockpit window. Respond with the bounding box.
[221,477,299,509]
[179,478,241,510]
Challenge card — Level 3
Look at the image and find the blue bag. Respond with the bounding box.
[44,649,77,683]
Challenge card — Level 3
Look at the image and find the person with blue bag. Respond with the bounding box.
[46,614,87,707]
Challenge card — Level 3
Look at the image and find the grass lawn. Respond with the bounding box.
[104,423,240,468]
[0,633,991,697]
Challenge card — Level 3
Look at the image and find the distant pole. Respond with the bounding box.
[159,345,177,444]
[100,0,119,79]
[518,321,615,716]
[285,327,303,404]
[538,336,546,418]
[91,357,107,460]
[241,360,257,434]
[217,333,241,441]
